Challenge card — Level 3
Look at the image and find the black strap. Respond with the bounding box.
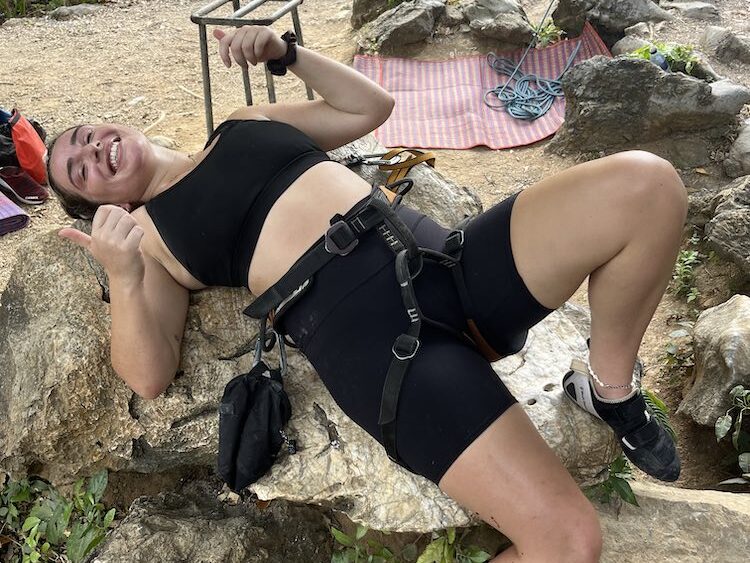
[243,194,386,319]
[378,250,422,468]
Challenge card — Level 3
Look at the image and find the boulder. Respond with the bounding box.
[553,0,672,46]
[610,35,651,56]
[0,136,616,532]
[598,480,750,561]
[700,176,750,280]
[677,294,750,427]
[48,4,102,20]
[724,123,750,178]
[351,0,390,30]
[87,479,333,563]
[356,0,445,53]
[702,25,750,65]
[660,1,719,21]
[545,56,750,167]
[459,0,533,44]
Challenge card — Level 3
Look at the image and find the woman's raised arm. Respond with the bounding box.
[59,205,188,399]
[216,26,395,150]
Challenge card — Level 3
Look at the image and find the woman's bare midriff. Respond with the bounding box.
[141,159,373,294]
[247,160,372,294]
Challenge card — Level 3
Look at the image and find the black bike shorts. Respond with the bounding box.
[282,191,556,485]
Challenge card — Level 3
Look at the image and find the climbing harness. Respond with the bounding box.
[243,177,492,470]
[483,0,581,120]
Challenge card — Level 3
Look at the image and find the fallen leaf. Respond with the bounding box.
[694,167,709,175]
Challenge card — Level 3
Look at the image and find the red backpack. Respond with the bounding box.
[8,109,47,185]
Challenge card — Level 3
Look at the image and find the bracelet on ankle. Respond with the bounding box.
[586,357,636,390]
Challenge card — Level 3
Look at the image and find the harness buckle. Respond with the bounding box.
[392,334,420,361]
[325,220,359,256]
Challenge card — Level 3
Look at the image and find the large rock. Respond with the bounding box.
[724,123,750,178]
[553,0,672,46]
[0,136,616,532]
[598,480,750,562]
[702,25,750,65]
[459,0,533,44]
[700,176,750,280]
[660,1,719,21]
[356,0,446,53]
[87,479,333,563]
[351,0,390,30]
[546,56,750,167]
[677,295,750,427]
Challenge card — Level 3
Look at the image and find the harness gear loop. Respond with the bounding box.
[339,149,436,185]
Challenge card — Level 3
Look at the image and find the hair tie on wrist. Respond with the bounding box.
[266,31,297,76]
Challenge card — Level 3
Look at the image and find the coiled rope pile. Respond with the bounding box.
[483,0,581,120]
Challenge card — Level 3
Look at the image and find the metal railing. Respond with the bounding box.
[190,0,314,137]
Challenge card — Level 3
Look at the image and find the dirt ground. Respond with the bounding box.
[1,0,749,498]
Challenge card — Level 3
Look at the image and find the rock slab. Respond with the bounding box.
[702,176,750,281]
[598,480,750,562]
[724,123,750,178]
[357,0,445,53]
[677,294,750,427]
[553,0,672,44]
[88,479,333,563]
[546,56,750,167]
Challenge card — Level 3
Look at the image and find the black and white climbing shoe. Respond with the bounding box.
[562,356,681,482]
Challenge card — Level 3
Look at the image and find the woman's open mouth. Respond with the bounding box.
[108,137,121,174]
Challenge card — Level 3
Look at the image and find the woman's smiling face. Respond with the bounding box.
[48,123,154,204]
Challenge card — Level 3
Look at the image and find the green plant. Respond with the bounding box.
[671,248,702,304]
[385,0,406,10]
[643,388,677,441]
[659,322,695,379]
[533,19,565,48]
[584,454,638,506]
[417,528,490,563]
[628,41,701,76]
[0,470,116,563]
[1,0,28,17]
[330,524,396,563]
[715,385,750,477]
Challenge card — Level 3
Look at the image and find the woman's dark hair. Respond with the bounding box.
[46,128,99,221]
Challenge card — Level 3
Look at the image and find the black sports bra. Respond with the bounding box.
[144,119,331,287]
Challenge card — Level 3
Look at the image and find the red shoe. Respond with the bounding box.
[0,166,49,205]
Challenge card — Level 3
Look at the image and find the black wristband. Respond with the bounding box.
[266,31,297,76]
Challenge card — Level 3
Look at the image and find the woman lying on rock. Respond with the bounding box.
[46,25,685,563]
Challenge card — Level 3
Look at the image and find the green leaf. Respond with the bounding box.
[465,549,492,563]
[447,527,456,545]
[417,538,446,563]
[732,411,744,449]
[331,527,355,547]
[739,453,750,473]
[730,385,746,402]
[611,478,639,507]
[715,414,732,441]
[402,543,419,561]
[103,508,116,529]
[22,517,41,533]
[355,524,367,541]
[332,551,347,563]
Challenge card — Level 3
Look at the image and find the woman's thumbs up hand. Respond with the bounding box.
[59,205,145,286]
[213,26,287,69]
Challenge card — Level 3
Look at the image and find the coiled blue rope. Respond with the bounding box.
[483,41,582,120]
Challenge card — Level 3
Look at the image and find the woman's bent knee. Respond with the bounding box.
[611,150,688,223]
[527,501,602,563]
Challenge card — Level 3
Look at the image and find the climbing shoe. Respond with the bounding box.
[562,350,681,482]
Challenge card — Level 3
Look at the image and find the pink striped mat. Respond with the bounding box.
[353,21,611,150]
